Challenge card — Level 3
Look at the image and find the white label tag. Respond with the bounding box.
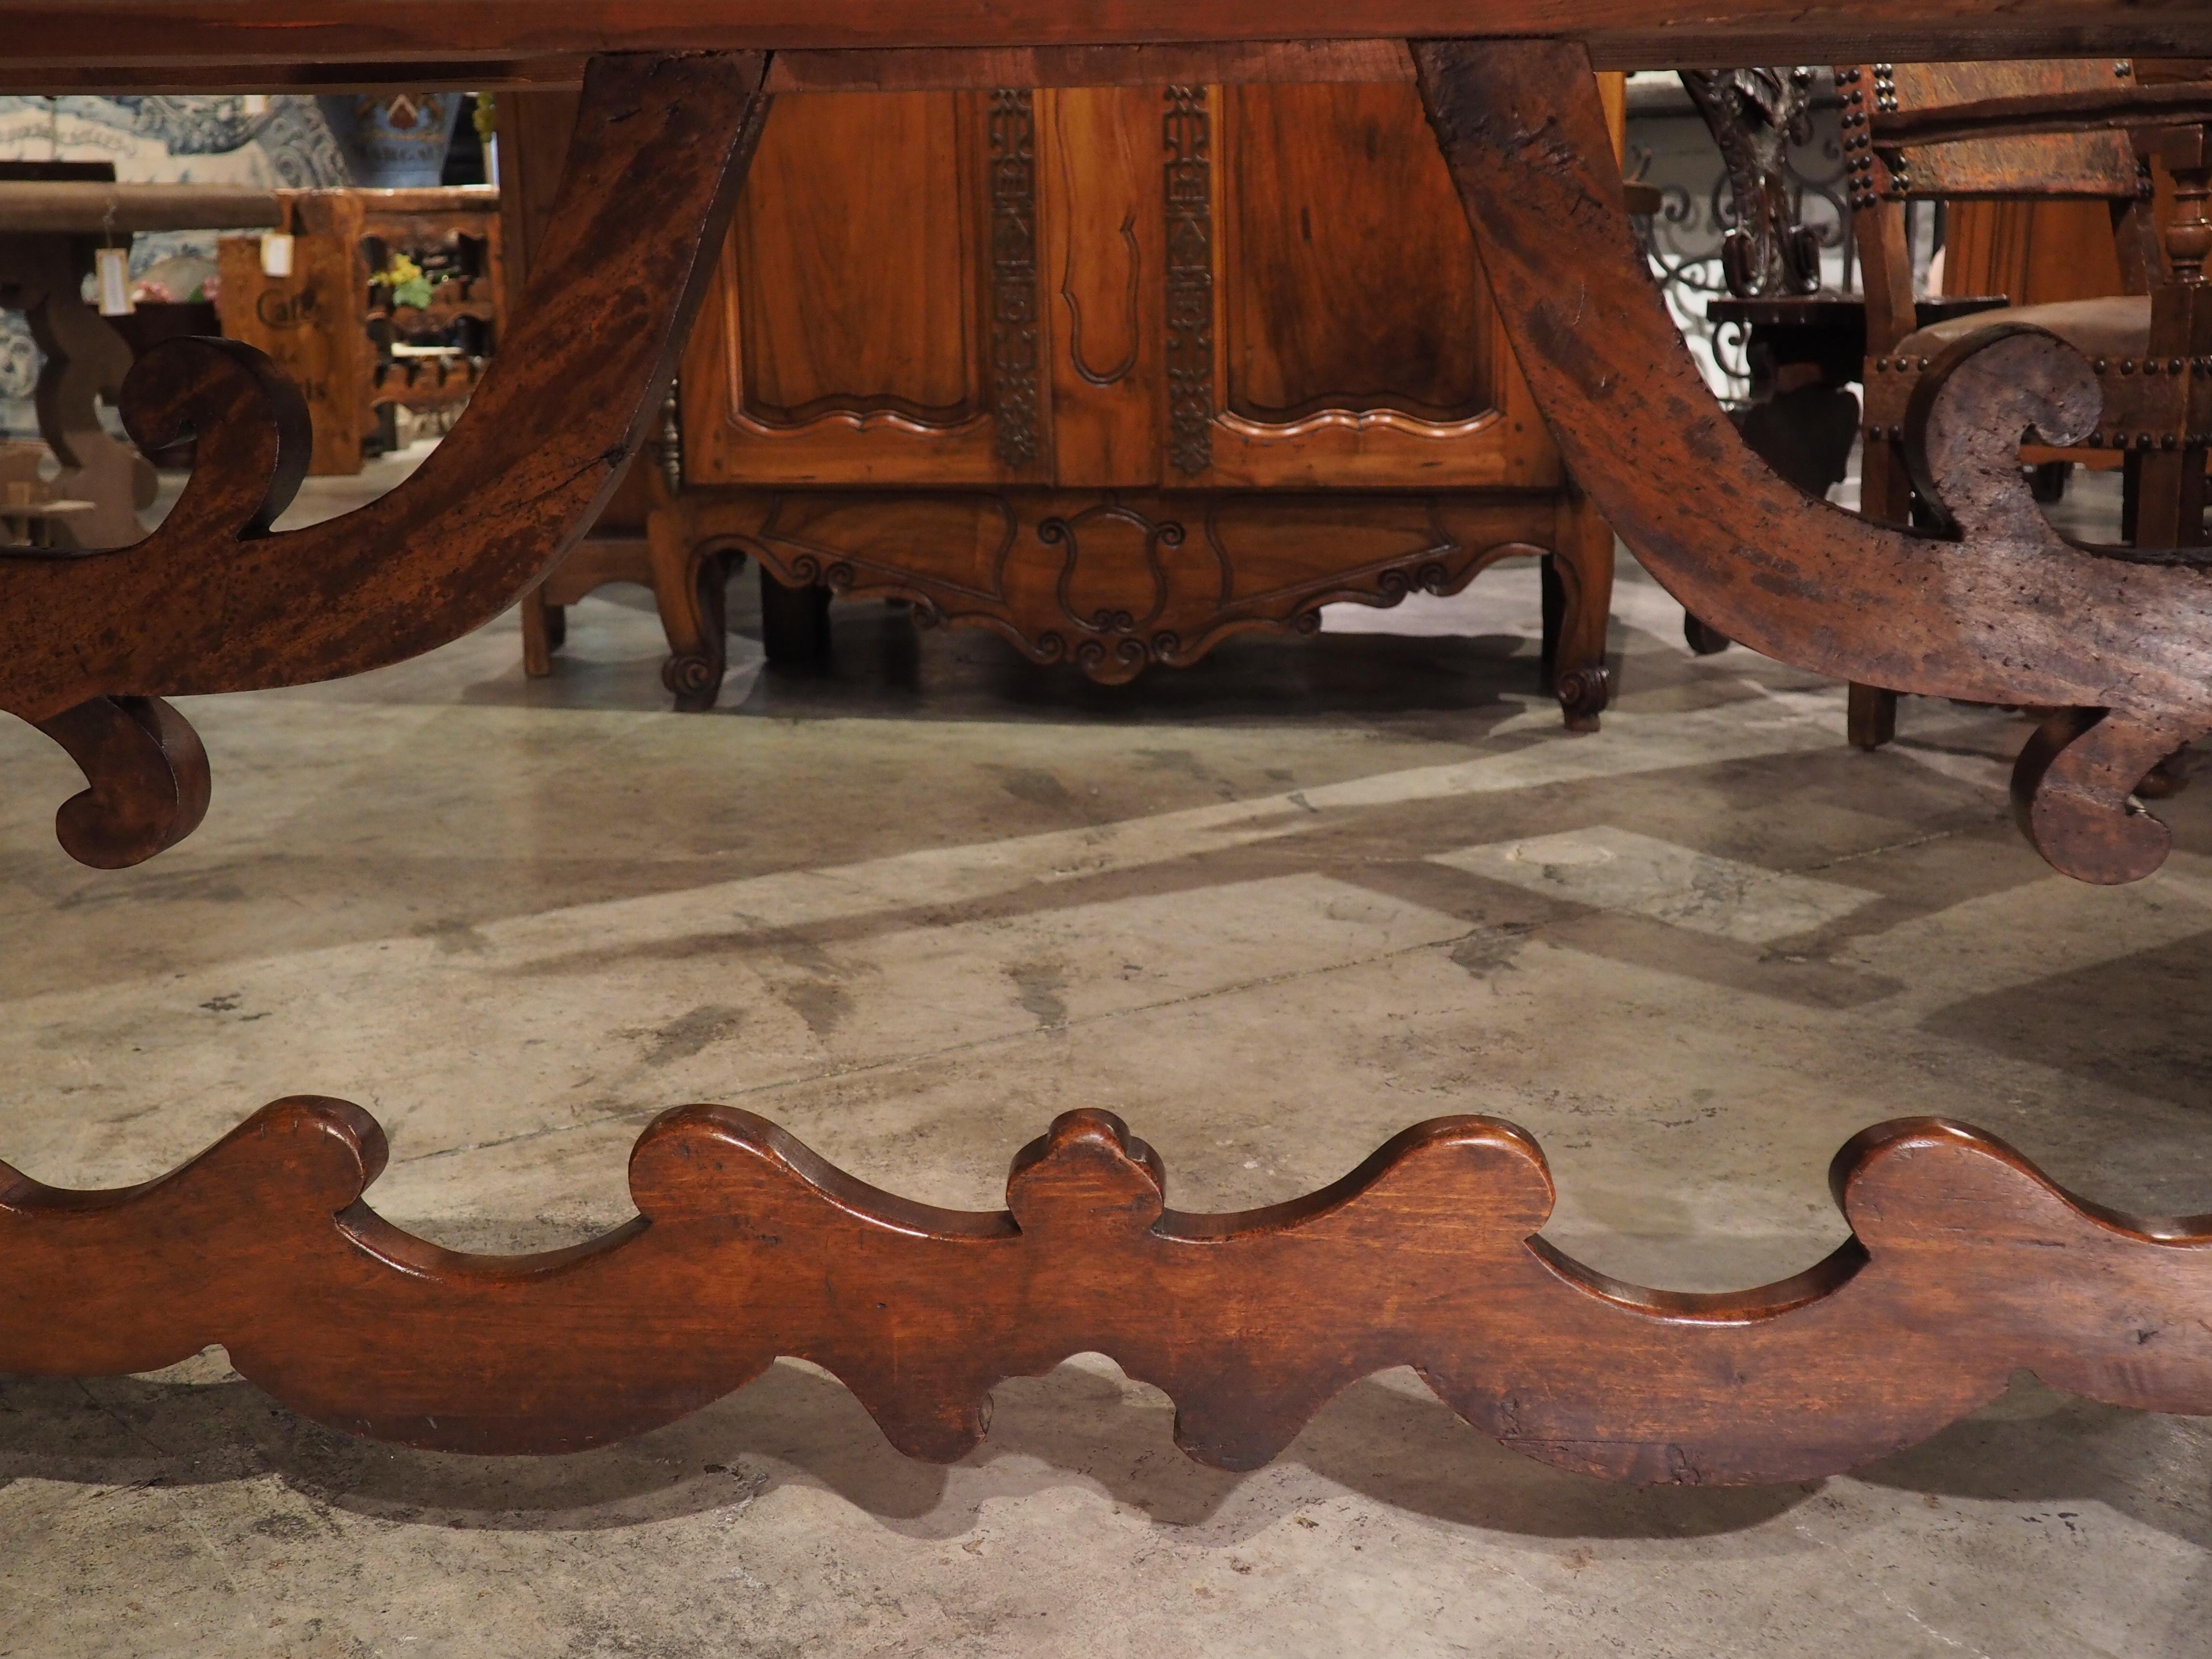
[260,232,295,278]
[94,246,132,316]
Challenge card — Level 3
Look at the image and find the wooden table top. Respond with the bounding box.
[1,0,2209,88]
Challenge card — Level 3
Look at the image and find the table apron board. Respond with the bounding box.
[9,7,2212,88]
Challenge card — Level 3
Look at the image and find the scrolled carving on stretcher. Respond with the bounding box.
[3,1097,2209,1484]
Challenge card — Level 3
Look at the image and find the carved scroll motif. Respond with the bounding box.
[665,486,1564,685]
[5,1098,2210,1483]
[1164,86,1214,475]
[988,89,1043,468]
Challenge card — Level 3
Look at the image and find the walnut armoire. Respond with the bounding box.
[515,66,1624,727]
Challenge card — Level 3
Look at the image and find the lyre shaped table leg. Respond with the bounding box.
[0,51,775,864]
[1413,39,2212,882]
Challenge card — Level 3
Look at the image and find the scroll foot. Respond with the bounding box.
[33,695,211,868]
[2011,708,2194,884]
[1554,663,1610,732]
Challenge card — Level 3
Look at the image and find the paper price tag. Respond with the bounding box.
[260,232,295,278]
[94,246,133,316]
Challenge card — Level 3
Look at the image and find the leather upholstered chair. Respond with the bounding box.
[1842,59,2212,765]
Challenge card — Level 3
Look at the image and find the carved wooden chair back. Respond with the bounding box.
[1843,58,2212,546]
[1835,57,2212,757]
[1839,60,2156,360]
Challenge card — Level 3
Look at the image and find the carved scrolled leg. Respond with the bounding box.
[1414,40,2212,882]
[647,505,741,710]
[5,1098,2212,1481]
[2011,708,2194,885]
[119,336,313,543]
[32,694,210,868]
[1539,485,1614,731]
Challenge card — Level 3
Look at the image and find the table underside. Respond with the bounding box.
[3,30,2212,1486]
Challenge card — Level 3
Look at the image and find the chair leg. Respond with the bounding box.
[1541,485,1615,732]
[519,590,563,678]
[647,506,732,712]
[2137,744,2193,800]
[1847,683,1898,749]
[1683,612,1733,655]
[1843,431,1916,748]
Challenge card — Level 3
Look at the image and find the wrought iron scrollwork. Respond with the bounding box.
[1679,67,1823,298]
[1630,69,1854,398]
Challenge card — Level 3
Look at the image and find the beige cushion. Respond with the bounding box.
[1898,295,2150,364]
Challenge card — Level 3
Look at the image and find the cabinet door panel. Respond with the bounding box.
[1195,82,1563,489]
[1040,87,1164,488]
[683,92,1039,485]
[1223,83,1490,423]
[738,93,976,422]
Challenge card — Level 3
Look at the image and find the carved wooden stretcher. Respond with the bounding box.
[7,4,2212,1487]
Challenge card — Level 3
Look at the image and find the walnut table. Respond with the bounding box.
[5,2,2212,1487]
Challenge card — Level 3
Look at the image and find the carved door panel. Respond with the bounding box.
[1186,82,1567,490]
[1037,87,1166,488]
[681,91,1045,486]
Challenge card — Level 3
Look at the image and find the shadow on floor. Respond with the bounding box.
[1922,931,2212,1119]
[3,1358,2199,1550]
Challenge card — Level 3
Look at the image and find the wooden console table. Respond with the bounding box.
[7,4,2212,1487]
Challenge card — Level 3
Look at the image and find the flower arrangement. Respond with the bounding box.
[384,252,435,311]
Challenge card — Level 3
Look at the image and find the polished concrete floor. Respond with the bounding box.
[2,464,2209,1656]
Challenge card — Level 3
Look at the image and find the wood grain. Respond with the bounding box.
[30,694,210,868]
[0,182,284,232]
[680,91,1013,486]
[3,1097,2207,1483]
[1219,83,1493,426]
[1414,38,2212,882]
[1043,86,1164,487]
[3,3,2211,77]
[768,41,1418,94]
